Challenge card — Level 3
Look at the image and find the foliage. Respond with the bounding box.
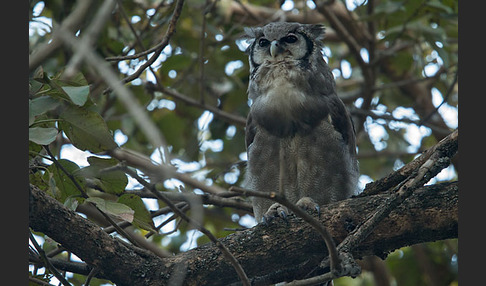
[29,0,458,285]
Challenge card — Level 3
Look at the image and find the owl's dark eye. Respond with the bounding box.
[258,38,270,47]
[283,35,298,43]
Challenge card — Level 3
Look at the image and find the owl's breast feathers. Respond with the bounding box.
[247,61,355,156]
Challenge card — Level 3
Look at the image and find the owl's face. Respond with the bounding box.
[244,22,325,71]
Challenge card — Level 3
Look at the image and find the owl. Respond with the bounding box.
[242,22,359,223]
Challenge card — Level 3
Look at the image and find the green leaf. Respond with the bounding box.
[61,86,90,106]
[118,194,156,231]
[59,105,118,153]
[29,127,58,145]
[76,157,128,194]
[44,159,84,202]
[29,96,60,126]
[86,197,134,223]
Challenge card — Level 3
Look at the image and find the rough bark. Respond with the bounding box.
[29,180,458,285]
[29,184,170,285]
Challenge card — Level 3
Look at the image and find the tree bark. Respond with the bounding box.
[29,180,458,285]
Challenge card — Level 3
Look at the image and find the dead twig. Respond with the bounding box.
[29,230,71,286]
[118,0,185,85]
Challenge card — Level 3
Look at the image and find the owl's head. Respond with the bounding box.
[243,22,326,70]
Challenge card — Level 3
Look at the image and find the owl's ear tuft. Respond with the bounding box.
[243,27,263,38]
[241,27,263,55]
[303,24,326,41]
[243,27,256,37]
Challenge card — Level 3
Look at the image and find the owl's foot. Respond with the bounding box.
[262,203,289,224]
[296,197,321,217]
[262,197,321,224]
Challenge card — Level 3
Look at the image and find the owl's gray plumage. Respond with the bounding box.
[242,22,359,222]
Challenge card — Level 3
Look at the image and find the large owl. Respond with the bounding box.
[242,22,359,223]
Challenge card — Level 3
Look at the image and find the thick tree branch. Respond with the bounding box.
[29,184,170,286]
[30,180,457,285]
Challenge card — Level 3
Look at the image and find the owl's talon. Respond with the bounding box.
[260,203,289,224]
[296,197,321,216]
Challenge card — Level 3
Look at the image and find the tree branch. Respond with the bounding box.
[30,180,457,285]
[150,84,247,127]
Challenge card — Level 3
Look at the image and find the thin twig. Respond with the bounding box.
[29,276,57,286]
[84,267,99,286]
[30,230,72,286]
[119,0,185,84]
[286,271,333,286]
[419,69,458,126]
[44,145,88,198]
[349,107,451,134]
[151,84,247,126]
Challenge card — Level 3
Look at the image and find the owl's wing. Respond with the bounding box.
[245,113,257,151]
[245,95,355,153]
[328,94,357,156]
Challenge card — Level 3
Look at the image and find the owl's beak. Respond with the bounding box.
[270,40,278,58]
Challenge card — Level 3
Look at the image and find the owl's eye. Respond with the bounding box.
[258,38,270,47]
[283,35,298,43]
